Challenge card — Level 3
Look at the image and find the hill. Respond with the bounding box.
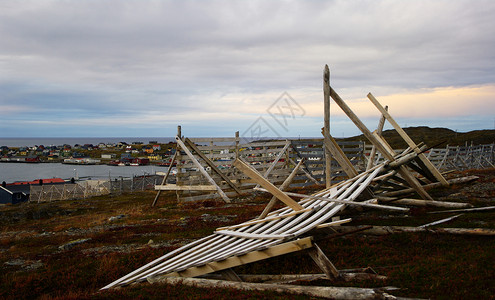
[341,126,495,149]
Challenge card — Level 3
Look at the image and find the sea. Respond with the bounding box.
[0,137,175,183]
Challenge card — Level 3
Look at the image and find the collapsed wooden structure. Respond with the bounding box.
[103,65,481,297]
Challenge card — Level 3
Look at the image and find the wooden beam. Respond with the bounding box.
[259,158,305,219]
[323,65,332,188]
[216,207,315,232]
[254,188,409,212]
[307,242,340,279]
[156,237,313,279]
[152,145,179,207]
[185,137,242,195]
[255,141,291,189]
[155,184,217,191]
[215,230,293,240]
[366,106,387,170]
[220,268,243,282]
[321,127,358,178]
[176,136,231,203]
[233,158,304,211]
[367,93,448,186]
[329,86,433,200]
[148,276,391,299]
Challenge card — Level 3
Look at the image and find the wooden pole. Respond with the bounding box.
[328,85,432,200]
[366,106,387,170]
[258,158,305,219]
[176,136,231,203]
[323,65,332,188]
[367,93,448,186]
[148,276,392,300]
[185,138,242,195]
[233,158,304,211]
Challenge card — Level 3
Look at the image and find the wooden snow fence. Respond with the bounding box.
[154,132,367,204]
[103,160,395,290]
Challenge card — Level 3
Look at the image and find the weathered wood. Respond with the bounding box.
[233,158,304,211]
[215,230,293,240]
[259,158,305,219]
[147,276,392,300]
[316,218,352,229]
[377,198,472,208]
[307,242,340,279]
[152,146,179,207]
[331,225,495,236]
[428,206,495,214]
[382,175,478,197]
[367,106,388,170]
[185,137,242,195]
[289,157,321,185]
[155,184,217,191]
[201,272,387,283]
[419,214,463,228]
[157,237,313,279]
[367,93,448,186]
[254,188,409,212]
[322,127,358,178]
[176,136,231,203]
[216,207,315,232]
[323,65,332,188]
[257,140,291,187]
[329,85,432,200]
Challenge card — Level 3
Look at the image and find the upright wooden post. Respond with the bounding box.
[235,131,240,159]
[323,65,332,188]
[367,93,448,186]
[328,82,432,200]
[176,137,231,203]
[366,106,388,170]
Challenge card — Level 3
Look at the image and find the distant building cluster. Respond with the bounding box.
[0,141,176,165]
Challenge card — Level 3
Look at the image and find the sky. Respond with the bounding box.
[1,0,494,139]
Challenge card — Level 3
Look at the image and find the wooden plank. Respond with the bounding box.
[185,138,242,195]
[307,242,339,279]
[155,184,217,191]
[220,268,243,282]
[256,140,291,189]
[259,158,305,218]
[367,93,448,186]
[366,106,387,170]
[215,230,293,240]
[329,86,432,200]
[419,214,463,228]
[217,207,315,232]
[176,137,231,203]
[156,237,314,279]
[254,188,409,212]
[233,158,304,211]
[189,137,239,143]
[323,65,332,188]
[322,127,358,178]
[147,276,390,299]
[152,147,179,207]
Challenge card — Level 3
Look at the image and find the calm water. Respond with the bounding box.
[0,137,176,147]
[0,163,168,183]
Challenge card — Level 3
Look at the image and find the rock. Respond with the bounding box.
[59,238,91,251]
[108,214,126,222]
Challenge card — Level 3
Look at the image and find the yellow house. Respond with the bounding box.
[148,154,162,161]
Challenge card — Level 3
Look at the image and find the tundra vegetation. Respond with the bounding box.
[1,168,494,299]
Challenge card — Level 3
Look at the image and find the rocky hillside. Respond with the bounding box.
[342,126,495,149]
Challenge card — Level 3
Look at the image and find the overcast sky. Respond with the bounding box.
[1,0,494,139]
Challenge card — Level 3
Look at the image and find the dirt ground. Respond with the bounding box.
[1,168,494,299]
